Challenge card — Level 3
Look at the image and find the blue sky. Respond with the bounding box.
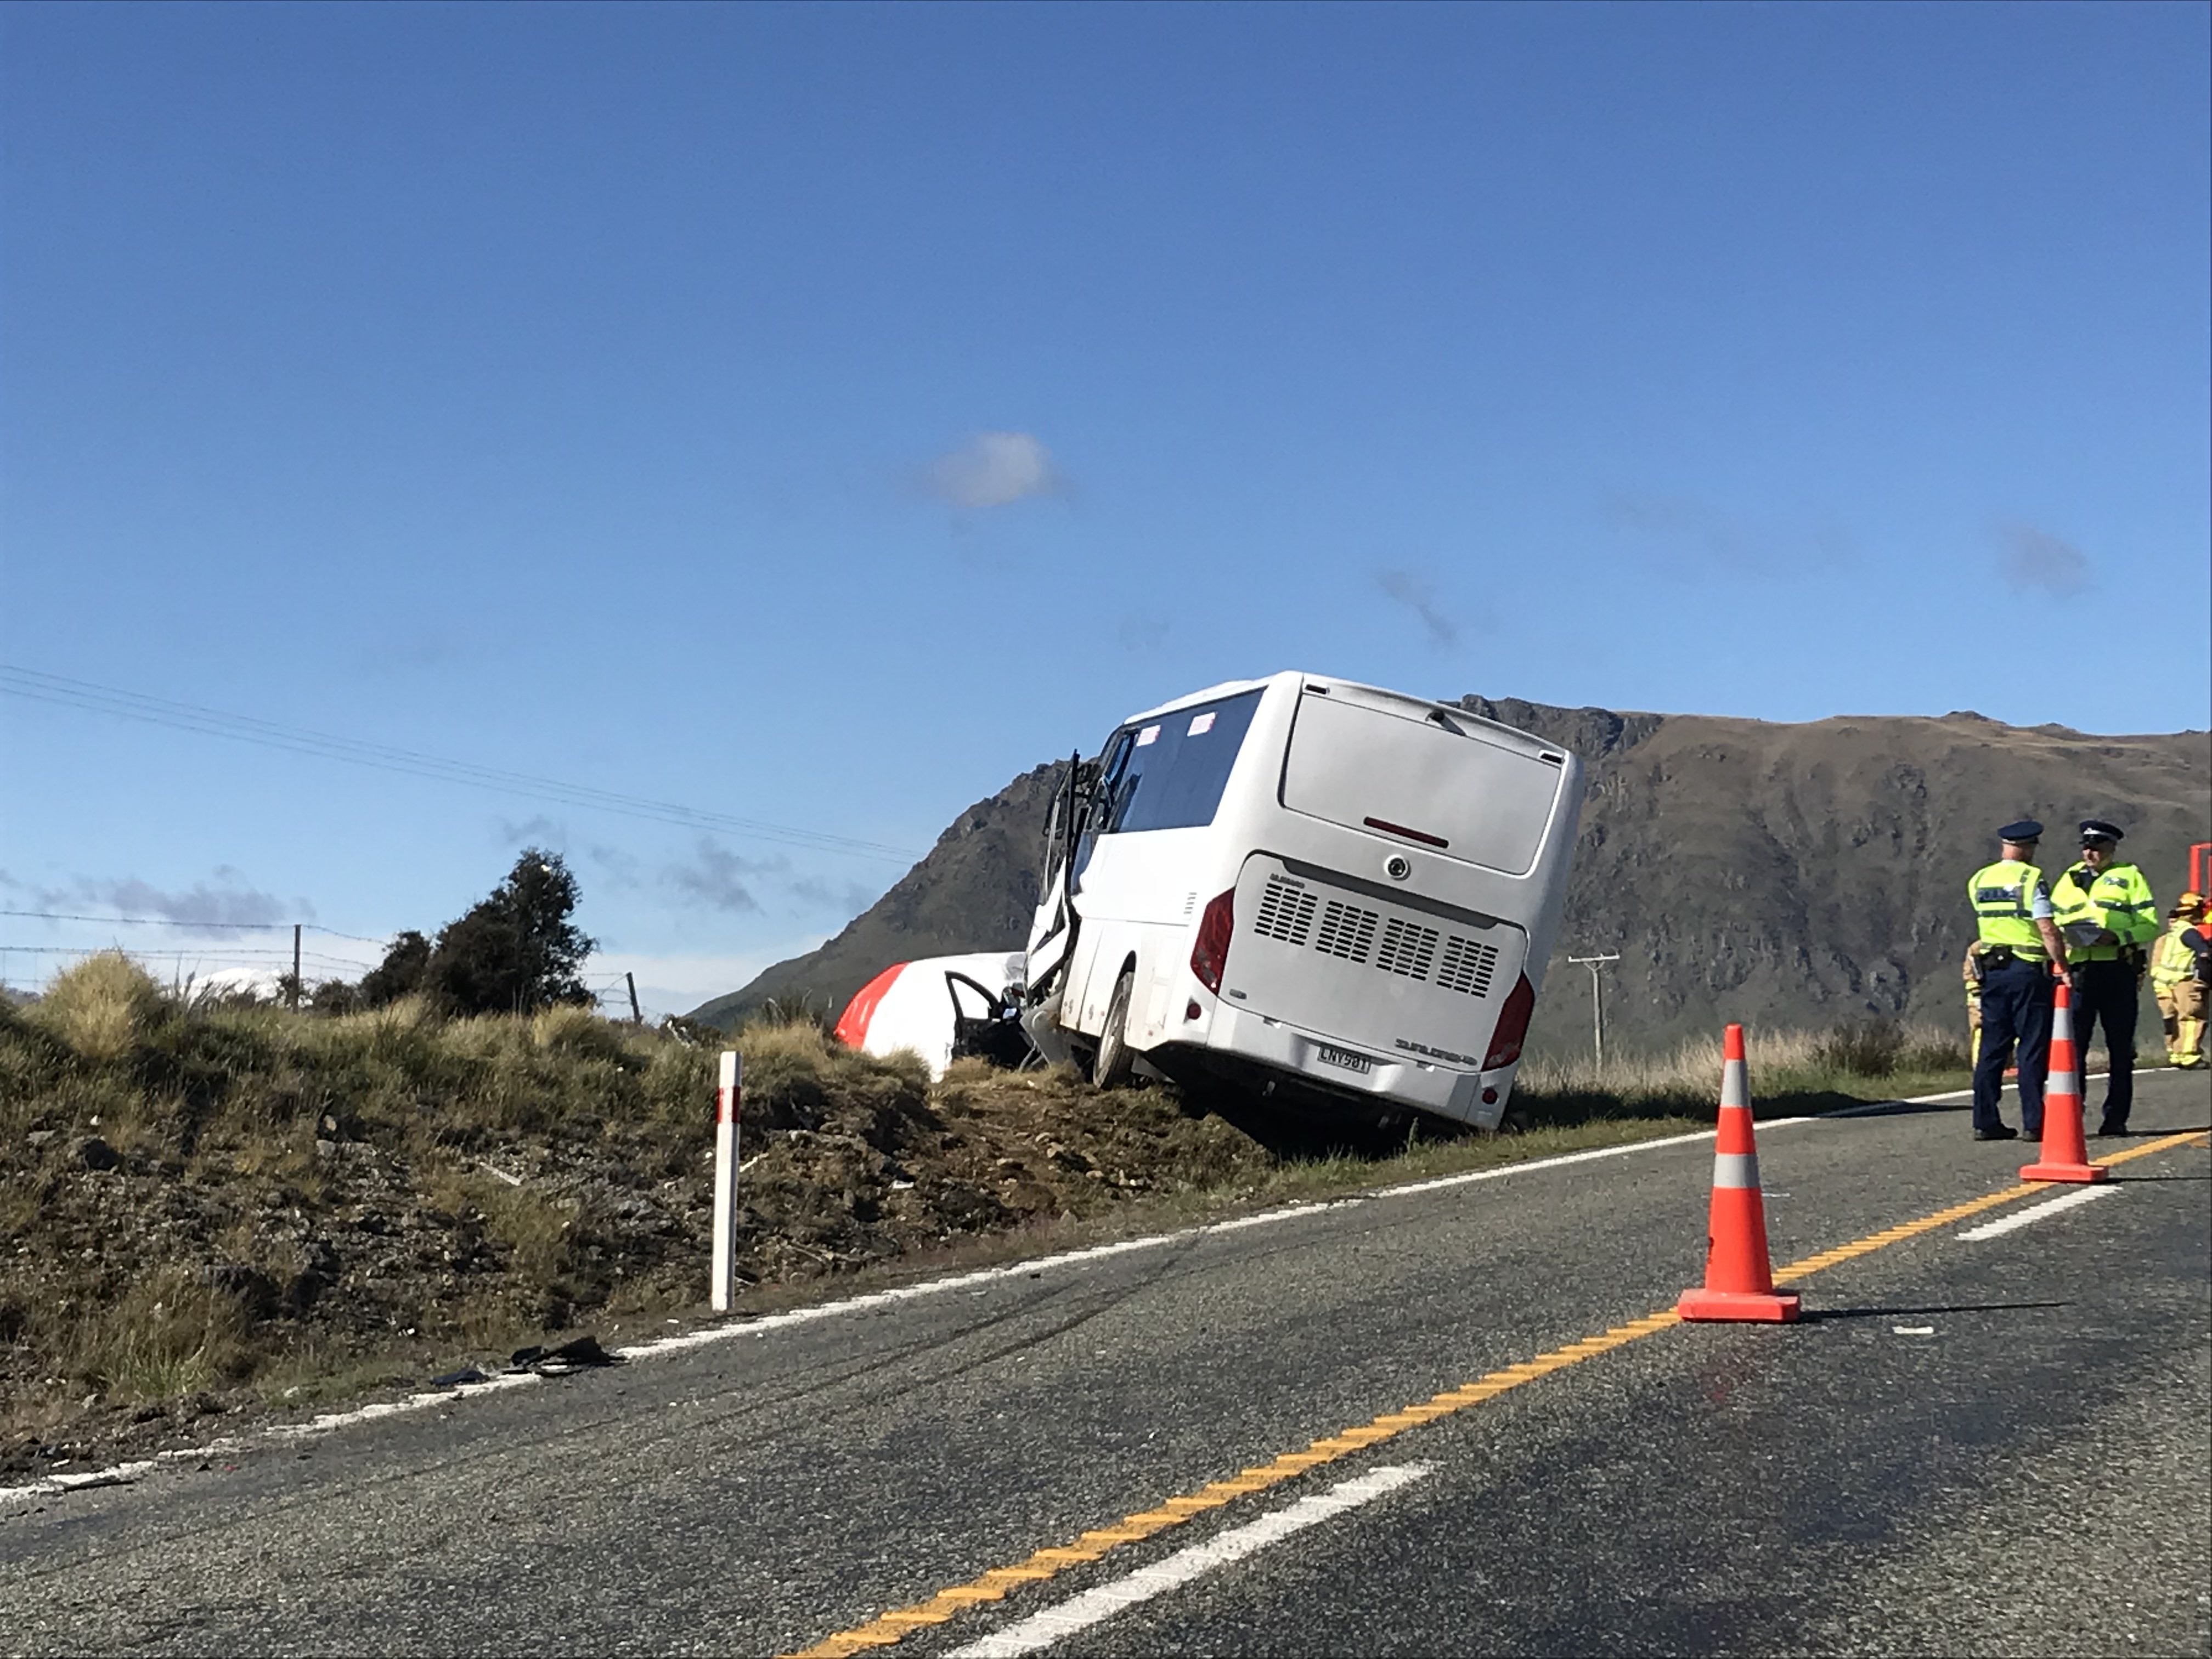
[3,2,2207,1013]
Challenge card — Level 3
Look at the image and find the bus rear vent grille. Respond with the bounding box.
[1375,918,1440,979]
[1252,876,1319,945]
[1313,900,1380,963]
[1435,935,1500,998]
[1251,876,1498,995]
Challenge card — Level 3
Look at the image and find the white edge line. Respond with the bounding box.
[1815,1068,2159,1118]
[0,1085,1944,1510]
[946,1463,1434,1659]
[1955,1183,2120,1240]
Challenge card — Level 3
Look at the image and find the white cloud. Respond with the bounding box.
[925,431,1065,509]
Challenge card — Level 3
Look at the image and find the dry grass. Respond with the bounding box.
[1515,1019,1971,1123]
[29,952,166,1064]
[54,1267,255,1403]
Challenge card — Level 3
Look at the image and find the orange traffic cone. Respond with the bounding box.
[1679,1024,1801,1323]
[2022,981,2108,1185]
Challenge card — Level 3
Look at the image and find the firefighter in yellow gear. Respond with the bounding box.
[2151,891,2209,1069]
[1962,936,2015,1073]
[1963,938,1983,1065]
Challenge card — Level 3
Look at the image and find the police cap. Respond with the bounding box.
[1997,819,2044,843]
[2078,819,2124,844]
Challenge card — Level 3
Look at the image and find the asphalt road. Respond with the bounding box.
[4,1071,2207,1658]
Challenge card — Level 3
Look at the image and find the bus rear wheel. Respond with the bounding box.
[1093,969,1136,1090]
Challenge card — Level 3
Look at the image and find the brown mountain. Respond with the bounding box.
[693,702,2210,1056]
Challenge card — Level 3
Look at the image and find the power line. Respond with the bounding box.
[1,664,922,865]
[1,944,367,967]
[0,908,391,942]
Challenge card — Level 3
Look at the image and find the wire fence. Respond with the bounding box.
[0,942,680,1026]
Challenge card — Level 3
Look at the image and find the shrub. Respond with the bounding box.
[33,952,168,1062]
[1813,1016,1905,1078]
[307,978,361,1016]
[529,1002,633,1063]
[359,930,432,1008]
[1897,1028,1972,1073]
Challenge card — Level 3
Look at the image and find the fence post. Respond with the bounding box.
[711,1050,742,1312]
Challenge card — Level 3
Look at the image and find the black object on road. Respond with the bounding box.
[506,1336,624,1376]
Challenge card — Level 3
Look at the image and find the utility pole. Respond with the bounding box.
[291,924,303,1011]
[1567,952,1622,1071]
[625,971,642,1025]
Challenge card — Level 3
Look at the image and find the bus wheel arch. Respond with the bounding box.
[1093,961,1138,1090]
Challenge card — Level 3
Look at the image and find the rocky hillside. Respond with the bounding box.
[1458,699,2205,1053]
[695,700,2209,1055]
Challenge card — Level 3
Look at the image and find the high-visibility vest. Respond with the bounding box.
[2152,918,2198,988]
[1968,859,2051,959]
[2051,862,2159,962]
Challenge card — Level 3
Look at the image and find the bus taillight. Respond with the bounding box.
[1482,973,1536,1069]
[1191,889,1235,994]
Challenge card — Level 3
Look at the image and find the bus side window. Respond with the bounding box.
[1073,732,1132,886]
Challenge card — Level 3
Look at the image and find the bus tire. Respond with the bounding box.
[1093,970,1136,1090]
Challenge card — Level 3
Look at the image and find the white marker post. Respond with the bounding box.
[711,1050,742,1312]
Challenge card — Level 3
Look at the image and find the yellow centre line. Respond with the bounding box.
[785,1127,2209,1658]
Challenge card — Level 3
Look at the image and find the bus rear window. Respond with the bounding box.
[1282,691,1561,874]
[1098,690,1264,834]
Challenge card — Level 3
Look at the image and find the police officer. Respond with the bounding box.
[2051,820,2159,1135]
[1967,820,2070,1141]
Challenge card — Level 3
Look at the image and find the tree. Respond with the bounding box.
[359,930,433,1008]
[424,849,596,1016]
[308,978,362,1015]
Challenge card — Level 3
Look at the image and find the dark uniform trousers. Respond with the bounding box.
[1972,959,2051,1134]
[2072,958,2138,1131]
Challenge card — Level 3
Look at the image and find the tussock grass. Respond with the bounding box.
[1515,1019,1972,1124]
[29,951,166,1064]
[58,1267,255,1403]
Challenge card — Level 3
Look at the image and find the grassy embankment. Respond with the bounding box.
[1,953,1972,1465]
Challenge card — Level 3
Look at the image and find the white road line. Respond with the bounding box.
[1378,1124,1786,1198]
[1956,1184,2120,1240]
[946,1464,1434,1658]
[1816,1071,2150,1119]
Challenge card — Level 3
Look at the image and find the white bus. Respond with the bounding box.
[1022,671,1585,1131]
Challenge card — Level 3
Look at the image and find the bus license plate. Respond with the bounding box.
[1316,1043,1372,1074]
